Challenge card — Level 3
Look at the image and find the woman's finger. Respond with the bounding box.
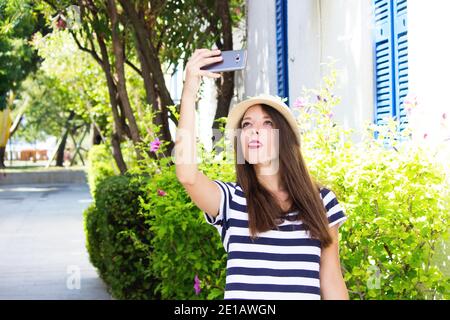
[192,48,220,61]
[197,49,221,59]
[199,70,221,79]
[198,55,223,68]
[192,48,209,59]
[190,49,221,66]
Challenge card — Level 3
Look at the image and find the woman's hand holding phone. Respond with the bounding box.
[183,49,223,97]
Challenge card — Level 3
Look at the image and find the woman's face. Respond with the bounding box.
[239,105,279,165]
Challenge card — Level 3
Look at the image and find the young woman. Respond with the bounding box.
[175,48,349,300]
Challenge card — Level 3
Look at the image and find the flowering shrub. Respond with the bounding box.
[86,144,117,198]
[135,146,234,299]
[295,70,450,299]
[84,70,450,300]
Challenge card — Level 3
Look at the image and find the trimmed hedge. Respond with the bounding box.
[84,174,159,299]
[86,144,116,198]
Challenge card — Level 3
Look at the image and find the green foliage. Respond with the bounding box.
[86,144,117,198]
[296,68,450,299]
[84,153,234,299]
[133,109,235,299]
[0,0,45,109]
[85,69,450,300]
[135,150,234,299]
[83,174,160,299]
[84,103,235,299]
[157,0,245,71]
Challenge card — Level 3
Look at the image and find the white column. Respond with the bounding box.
[287,0,321,104]
[287,0,375,141]
[243,0,278,98]
[320,0,375,139]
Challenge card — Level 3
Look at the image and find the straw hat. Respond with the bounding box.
[225,94,301,145]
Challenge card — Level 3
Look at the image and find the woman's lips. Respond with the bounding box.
[248,140,263,149]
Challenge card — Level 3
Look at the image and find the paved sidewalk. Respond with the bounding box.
[0,183,112,299]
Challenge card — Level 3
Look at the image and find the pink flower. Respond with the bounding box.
[423,133,428,139]
[194,275,201,295]
[150,138,161,152]
[404,94,418,113]
[157,189,166,197]
[293,97,307,109]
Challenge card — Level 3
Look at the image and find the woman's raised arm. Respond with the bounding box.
[174,49,224,218]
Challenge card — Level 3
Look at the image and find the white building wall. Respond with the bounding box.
[320,0,375,137]
[288,0,375,139]
[408,0,450,148]
[238,0,449,165]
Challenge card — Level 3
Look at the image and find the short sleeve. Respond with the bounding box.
[320,188,347,229]
[203,180,232,244]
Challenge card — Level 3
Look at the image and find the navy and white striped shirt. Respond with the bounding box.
[204,180,347,300]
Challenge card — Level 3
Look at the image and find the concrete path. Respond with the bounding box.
[0,183,112,299]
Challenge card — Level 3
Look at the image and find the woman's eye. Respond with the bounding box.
[242,122,251,128]
[264,120,273,126]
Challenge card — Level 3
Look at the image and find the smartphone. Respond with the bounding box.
[201,49,247,73]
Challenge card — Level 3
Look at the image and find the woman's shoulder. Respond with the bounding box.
[212,180,243,197]
[213,180,238,189]
[318,186,341,203]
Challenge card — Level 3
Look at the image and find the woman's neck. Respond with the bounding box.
[255,165,284,193]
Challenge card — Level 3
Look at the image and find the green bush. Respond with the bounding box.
[85,151,233,299]
[86,144,117,198]
[136,154,234,299]
[296,69,450,299]
[84,69,450,300]
[84,174,159,299]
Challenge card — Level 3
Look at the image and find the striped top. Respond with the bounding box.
[204,180,347,300]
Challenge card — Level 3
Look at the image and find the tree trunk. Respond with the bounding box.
[55,130,69,167]
[0,147,5,168]
[55,111,76,167]
[73,3,130,173]
[111,133,127,174]
[96,33,125,139]
[94,32,128,172]
[212,0,235,152]
[107,0,142,152]
[91,123,103,145]
[118,0,175,156]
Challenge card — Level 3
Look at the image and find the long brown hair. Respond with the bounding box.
[235,104,333,247]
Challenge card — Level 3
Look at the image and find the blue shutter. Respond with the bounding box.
[373,0,409,130]
[275,0,289,103]
[393,0,409,130]
[373,0,395,126]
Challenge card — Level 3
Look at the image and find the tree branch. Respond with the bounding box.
[155,23,169,54]
[198,1,223,49]
[69,30,103,66]
[125,59,142,76]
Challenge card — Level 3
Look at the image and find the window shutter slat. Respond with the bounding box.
[275,0,289,102]
[374,0,394,125]
[393,0,409,130]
